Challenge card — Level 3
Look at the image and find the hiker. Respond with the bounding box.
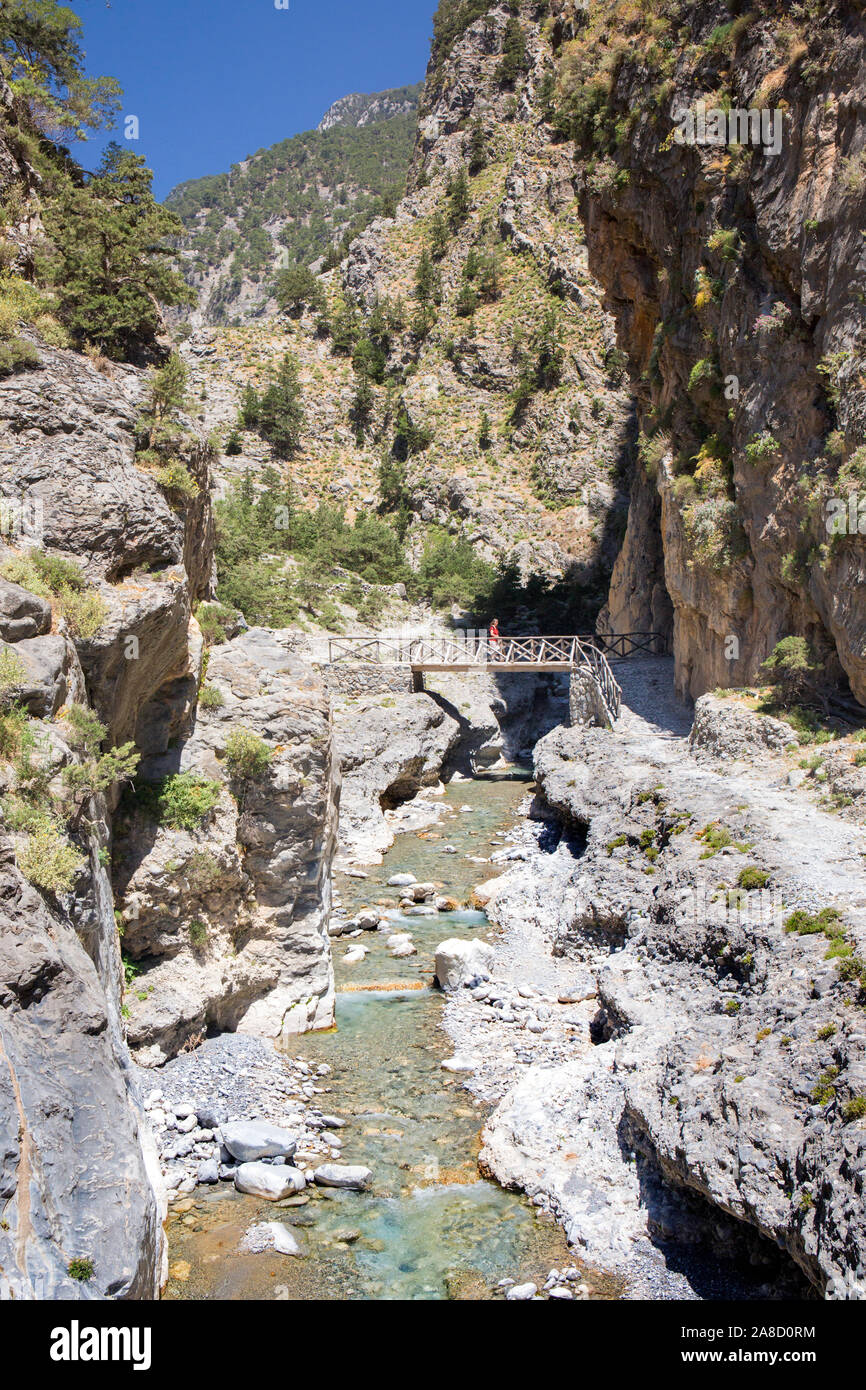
[488,617,501,660]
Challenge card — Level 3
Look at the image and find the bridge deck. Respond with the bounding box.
[324,634,665,725]
[410,662,576,672]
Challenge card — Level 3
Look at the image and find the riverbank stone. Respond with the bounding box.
[313,1163,373,1190]
[435,938,495,991]
[222,1120,298,1163]
[235,1162,307,1200]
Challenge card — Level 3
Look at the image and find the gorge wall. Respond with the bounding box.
[0,337,339,1293]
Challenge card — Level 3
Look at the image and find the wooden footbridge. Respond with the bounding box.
[327,632,665,725]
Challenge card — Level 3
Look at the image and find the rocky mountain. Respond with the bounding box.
[165,88,422,326]
[317,83,423,132]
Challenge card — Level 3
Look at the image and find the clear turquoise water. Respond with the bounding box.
[165,774,617,1300]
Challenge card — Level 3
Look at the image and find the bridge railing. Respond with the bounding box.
[326,632,626,724]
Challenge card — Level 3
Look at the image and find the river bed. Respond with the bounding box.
[163,771,621,1301]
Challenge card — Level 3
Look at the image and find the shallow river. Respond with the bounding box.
[163,773,620,1301]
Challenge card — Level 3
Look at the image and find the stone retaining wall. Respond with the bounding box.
[318,662,415,699]
[569,667,612,729]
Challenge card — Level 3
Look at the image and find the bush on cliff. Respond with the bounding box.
[224,729,272,783]
[16,815,84,894]
[0,550,108,639]
[131,772,222,831]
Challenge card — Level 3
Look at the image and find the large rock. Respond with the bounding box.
[333,692,459,864]
[222,1120,298,1163]
[114,629,338,1064]
[313,1163,373,1190]
[434,938,495,991]
[1,633,84,719]
[234,1162,306,1201]
[688,693,793,760]
[0,840,165,1300]
[0,341,214,754]
[0,577,50,642]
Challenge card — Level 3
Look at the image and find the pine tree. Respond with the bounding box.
[479,411,493,450]
[495,18,528,87]
[258,353,305,458]
[239,384,260,429]
[350,373,375,442]
[448,166,472,229]
[0,0,121,139]
[331,296,360,355]
[467,118,486,174]
[429,211,449,260]
[414,248,442,306]
[276,263,323,318]
[42,144,193,358]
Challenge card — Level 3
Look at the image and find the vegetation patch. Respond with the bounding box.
[131,772,222,831]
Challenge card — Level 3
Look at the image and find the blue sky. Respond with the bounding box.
[74,0,437,199]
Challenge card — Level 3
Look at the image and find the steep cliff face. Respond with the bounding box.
[0,331,338,1290]
[542,0,866,699]
[0,839,165,1301]
[114,629,338,1066]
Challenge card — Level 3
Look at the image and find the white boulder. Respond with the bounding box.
[234,1162,306,1201]
[434,938,495,991]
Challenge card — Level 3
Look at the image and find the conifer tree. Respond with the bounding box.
[43,144,193,357]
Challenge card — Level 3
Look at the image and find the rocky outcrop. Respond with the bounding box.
[424,669,569,769]
[0,840,165,1301]
[469,667,866,1297]
[0,343,213,754]
[317,84,423,132]
[688,692,794,760]
[549,0,866,700]
[333,692,459,864]
[114,629,338,1065]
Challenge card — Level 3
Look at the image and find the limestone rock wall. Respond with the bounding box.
[546,0,866,700]
[114,629,339,1065]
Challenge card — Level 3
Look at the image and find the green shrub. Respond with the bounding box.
[0,336,40,375]
[184,849,220,891]
[745,431,780,465]
[737,867,769,890]
[706,227,741,261]
[842,1097,866,1123]
[17,820,84,894]
[0,702,32,760]
[0,551,107,638]
[188,919,208,947]
[67,1258,95,1282]
[784,907,843,936]
[816,1023,837,1040]
[133,772,222,830]
[698,823,740,856]
[687,357,717,393]
[154,461,198,501]
[760,637,821,710]
[0,647,27,700]
[199,684,225,710]
[224,729,272,782]
[195,601,237,646]
[810,1066,839,1105]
